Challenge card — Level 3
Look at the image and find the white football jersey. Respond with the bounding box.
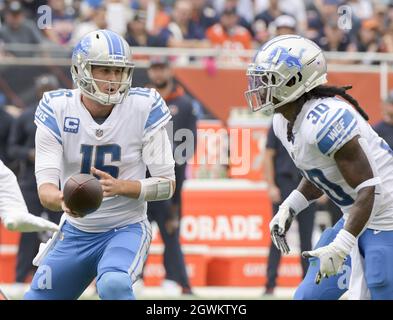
[34,87,172,232]
[0,159,29,218]
[273,97,393,230]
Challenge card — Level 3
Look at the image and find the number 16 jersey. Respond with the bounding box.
[34,87,172,232]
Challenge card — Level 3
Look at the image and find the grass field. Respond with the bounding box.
[0,283,295,300]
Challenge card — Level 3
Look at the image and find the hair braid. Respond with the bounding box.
[304,85,369,120]
[286,105,302,142]
[286,85,368,142]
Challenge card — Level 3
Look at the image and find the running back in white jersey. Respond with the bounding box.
[34,87,172,232]
[273,97,393,230]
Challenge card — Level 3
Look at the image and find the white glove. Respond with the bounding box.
[302,229,356,284]
[1,212,60,233]
[269,204,295,254]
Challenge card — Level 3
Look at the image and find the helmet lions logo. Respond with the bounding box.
[267,47,305,71]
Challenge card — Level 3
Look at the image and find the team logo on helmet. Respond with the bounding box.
[267,47,305,71]
[73,36,91,58]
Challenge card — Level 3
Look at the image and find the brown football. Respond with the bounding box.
[63,173,103,216]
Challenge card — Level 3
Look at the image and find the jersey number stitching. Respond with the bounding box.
[80,144,121,178]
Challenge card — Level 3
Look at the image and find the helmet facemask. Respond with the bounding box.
[245,67,286,116]
[244,35,328,116]
[72,58,134,106]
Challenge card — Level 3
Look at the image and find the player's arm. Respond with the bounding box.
[303,136,378,282]
[0,159,59,232]
[334,136,376,236]
[141,126,176,200]
[138,90,175,200]
[34,126,62,211]
[269,176,323,254]
[297,177,324,201]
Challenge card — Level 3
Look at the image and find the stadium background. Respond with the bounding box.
[0,0,392,299]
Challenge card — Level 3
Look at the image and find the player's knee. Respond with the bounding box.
[293,282,318,300]
[97,272,134,300]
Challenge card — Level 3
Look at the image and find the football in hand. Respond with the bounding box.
[63,173,103,217]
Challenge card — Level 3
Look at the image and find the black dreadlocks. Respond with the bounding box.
[286,85,369,143]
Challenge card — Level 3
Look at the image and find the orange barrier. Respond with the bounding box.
[144,179,302,287]
[0,225,19,283]
[207,256,302,287]
[175,68,385,125]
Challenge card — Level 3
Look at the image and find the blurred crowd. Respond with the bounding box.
[0,0,393,63]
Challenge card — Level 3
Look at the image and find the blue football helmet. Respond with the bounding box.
[245,35,328,115]
[71,29,134,105]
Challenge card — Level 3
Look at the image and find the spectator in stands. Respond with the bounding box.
[273,14,297,36]
[263,125,316,296]
[156,0,209,49]
[18,0,47,19]
[7,74,62,283]
[346,0,374,21]
[125,10,166,47]
[254,0,287,31]
[254,0,307,34]
[0,0,43,57]
[312,0,361,40]
[381,20,393,53]
[191,0,219,34]
[144,56,198,296]
[373,90,393,148]
[70,4,107,46]
[352,19,382,64]
[105,0,133,36]
[319,19,351,51]
[206,7,252,51]
[215,0,254,35]
[43,0,75,45]
[130,0,171,34]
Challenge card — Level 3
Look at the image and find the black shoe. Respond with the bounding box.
[181,286,194,295]
[263,287,275,296]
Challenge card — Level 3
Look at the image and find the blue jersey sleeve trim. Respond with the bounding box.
[316,109,343,139]
[144,97,170,130]
[317,109,357,155]
[129,88,151,97]
[326,120,357,156]
[39,101,55,116]
[35,104,62,145]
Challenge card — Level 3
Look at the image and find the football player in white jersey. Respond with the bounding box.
[245,35,393,299]
[0,159,59,233]
[0,159,59,300]
[24,30,175,300]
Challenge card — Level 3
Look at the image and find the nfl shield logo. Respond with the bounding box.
[96,129,103,137]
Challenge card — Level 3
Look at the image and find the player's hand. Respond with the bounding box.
[302,245,348,284]
[302,229,355,284]
[2,212,60,233]
[269,204,295,254]
[91,167,121,197]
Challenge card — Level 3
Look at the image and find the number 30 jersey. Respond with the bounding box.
[34,88,172,232]
[273,97,393,230]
